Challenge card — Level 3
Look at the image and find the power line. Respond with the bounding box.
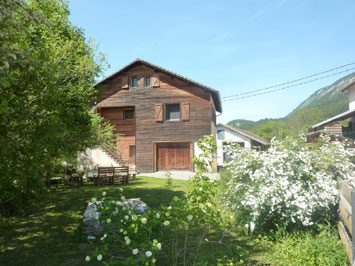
[223,67,355,102]
[222,61,355,99]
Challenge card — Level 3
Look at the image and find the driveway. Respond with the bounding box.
[138,170,220,181]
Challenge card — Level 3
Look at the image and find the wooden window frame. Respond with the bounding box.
[145,76,151,88]
[124,108,135,120]
[165,103,180,122]
[131,76,138,88]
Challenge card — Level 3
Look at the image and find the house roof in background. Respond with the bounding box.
[217,123,270,145]
[94,58,222,113]
[341,80,355,92]
[311,109,355,130]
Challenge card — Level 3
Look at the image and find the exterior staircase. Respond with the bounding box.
[101,145,128,166]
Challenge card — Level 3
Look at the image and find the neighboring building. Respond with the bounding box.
[309,80,355,140]
[81,59,222,173]
[216,123,270,168]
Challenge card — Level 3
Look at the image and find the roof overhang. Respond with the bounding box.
[217,123,270,145]
[341,80,355,92]
[94,58,222,113]
[311,109,355,130]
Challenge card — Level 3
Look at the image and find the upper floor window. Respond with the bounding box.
[217,130,225,140]
[131,77,137,88]
[166,104,180,121]
[124,108,134,120]
[145,76,151,88]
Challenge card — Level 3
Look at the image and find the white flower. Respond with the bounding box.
[199,187,203,191]
[106,218,111,224]
[85,256,90,261]
[166,212,170,217]
[173,196,179,202]
[124,236,129,241]
[124,215,129,220]
[145,251,152,257]
[97,254,102,261]
[187,215,193,221]
[119,187,124,192]
[132,214,138,221]
[120,229,123,233]
[163,220,170,226]
[102,191,106,196]
[121,196,126,201]
[132,248,139,255]
[91,197,97,203]
[156,213,160,219]
[126,239,131,245]
[157,243,162,250]
[141,217,147,224]
[168,206,172,210]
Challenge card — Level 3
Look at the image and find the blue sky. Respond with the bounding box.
[68,0,355,123]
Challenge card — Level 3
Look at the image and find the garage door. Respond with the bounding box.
[156,143,191,170]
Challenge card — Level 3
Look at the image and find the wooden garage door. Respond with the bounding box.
[156,143,191,170]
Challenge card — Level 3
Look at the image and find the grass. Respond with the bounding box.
[0,177,190,266]
[0,175,292,265]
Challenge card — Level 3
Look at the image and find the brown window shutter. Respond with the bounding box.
[155,104,163,122]
[152,74,160,87]
[181,102,190,121]
[121,75,129,88]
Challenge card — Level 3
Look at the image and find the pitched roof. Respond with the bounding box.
[94,58,222,113]
[341,79,355,92]
[311,109,355,130]
[217,123,270,145]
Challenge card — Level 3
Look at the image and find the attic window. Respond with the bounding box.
[145,76,151,88]
[131,77,137,88]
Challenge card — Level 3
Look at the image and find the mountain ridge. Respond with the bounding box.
[227,72,355,139]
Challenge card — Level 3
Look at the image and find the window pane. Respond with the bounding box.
[124,109,134,120]
[166,104,180,121]
[131,77,137,88]
[130,145,136,157]
[145,76,151,87]
[217,130,225,140]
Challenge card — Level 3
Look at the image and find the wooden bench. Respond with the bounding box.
[96,166,130,186]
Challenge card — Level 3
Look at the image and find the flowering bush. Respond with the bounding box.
[85,135,249,265]
[222,134,355,232]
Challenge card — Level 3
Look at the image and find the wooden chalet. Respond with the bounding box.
[92,59,222,173]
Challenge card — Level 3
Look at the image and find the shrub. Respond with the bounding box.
[86,135,249,265]
[260,225,349,266]
[222,134,355,232]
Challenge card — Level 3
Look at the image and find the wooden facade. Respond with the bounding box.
[94,59,222,172]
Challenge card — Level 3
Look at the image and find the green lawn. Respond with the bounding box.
[0,177,191,266]
[0,176,266,266]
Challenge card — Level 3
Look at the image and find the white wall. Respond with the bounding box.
[194,142,213,172]
[216,126,251,166]
[349,85,355,111]
[77,147,120,171]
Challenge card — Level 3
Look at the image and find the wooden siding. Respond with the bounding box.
[116,136,135,165]
[97,64,213,172]
[99,107,135,136]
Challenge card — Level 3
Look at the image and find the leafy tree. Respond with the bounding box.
[286,108,323,136]
[0,0,113,216]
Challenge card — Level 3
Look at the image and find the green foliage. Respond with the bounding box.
[260,226,349,266]
[87,135,249,265]
[222,134,355,232]
[0,0,112,217]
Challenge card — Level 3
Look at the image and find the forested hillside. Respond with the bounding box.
[227,72,355,140]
